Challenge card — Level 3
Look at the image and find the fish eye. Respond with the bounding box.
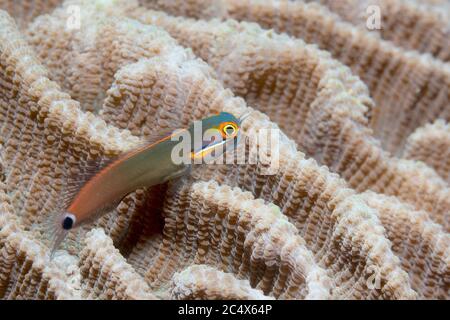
[62,214,76,230]
[223,124,236,137]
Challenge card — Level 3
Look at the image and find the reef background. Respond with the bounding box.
[0,0,448,299]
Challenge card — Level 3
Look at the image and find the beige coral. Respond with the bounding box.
[127,179,417,299]
[18,0,448,231]
[0,0,62,29]
[361,191,449,299]
[0,8,142,250]
[26,2,179,112]
[79,228,157,300]
[403,120,450,183]
[311,0,450,61]
[137,180,334,300]
[139,0,450,154]
[131,9,450,230]
[0,0,448,300]
[0,183,78,299]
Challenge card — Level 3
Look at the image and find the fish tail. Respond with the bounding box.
[43,211,69,259]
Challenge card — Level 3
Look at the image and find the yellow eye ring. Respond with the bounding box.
[223,124,237,137]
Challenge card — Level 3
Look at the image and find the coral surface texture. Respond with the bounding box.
[0,0,448,300]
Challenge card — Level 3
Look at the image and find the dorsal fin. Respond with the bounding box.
[59,125,187,211]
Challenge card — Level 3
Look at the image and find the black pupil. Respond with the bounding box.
[62,216,74,230]
[226,126,234,135]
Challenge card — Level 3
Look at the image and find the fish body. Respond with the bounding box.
[68,135,186,223]
[49,111,244,256]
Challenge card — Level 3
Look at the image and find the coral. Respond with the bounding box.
[138,181,334,300]
[0,0,62,29]
[0,183,78,299]
[26,1,179,113]
[139,0,450,154]
[79,228,158,300]
[0,0,448,300]
[131,9,450,230]
[311,0,450,61]
[403,120,450,183]
[170,265,274,300]
[361,192,449,299]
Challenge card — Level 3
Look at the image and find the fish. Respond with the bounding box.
[48,111,250,257]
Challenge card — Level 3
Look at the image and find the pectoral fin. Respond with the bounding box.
[163,165,191,183]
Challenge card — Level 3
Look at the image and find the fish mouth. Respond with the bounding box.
[193,134,239,161]
[239,110,252,123]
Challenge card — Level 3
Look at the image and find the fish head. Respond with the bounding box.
[191,112,242,161]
